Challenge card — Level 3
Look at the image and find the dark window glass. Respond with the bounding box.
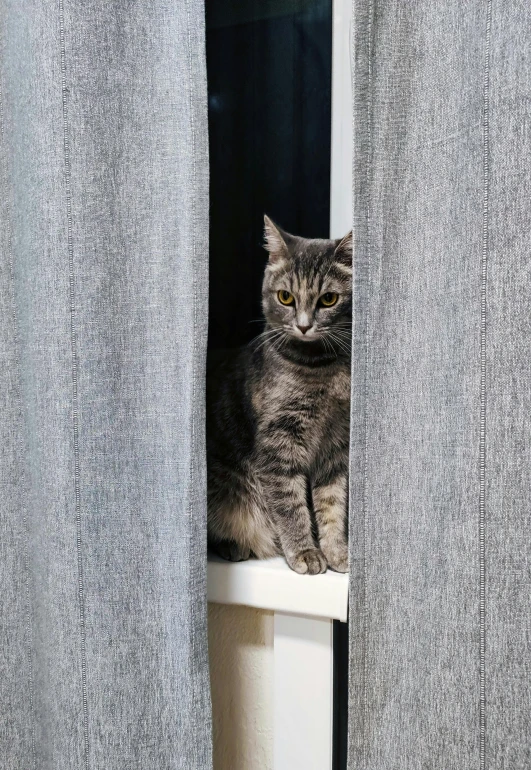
[206,0,332,350]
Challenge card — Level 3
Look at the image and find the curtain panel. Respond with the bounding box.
[0,2,212,768]
[349,1,531,768]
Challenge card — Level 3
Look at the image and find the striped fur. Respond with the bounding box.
[207,217,352,574]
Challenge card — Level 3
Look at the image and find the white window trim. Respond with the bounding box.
[207,555,347,770]
[330,0,353,240]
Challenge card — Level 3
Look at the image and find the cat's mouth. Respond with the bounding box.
[289,332,325,348]
[290,327,319,341]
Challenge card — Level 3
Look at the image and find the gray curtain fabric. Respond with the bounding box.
[0,2,211,769]
[349,2,531,768]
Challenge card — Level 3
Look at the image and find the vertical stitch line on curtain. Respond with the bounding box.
[184,0,198,539]
[185,0,198,586]
[0,57,38,770]
[361,0,374,765]
[184,0,199,668]
[59,4,90,768]
[480,2,492,768]
[184,3,209,754]
[184,5,213,757]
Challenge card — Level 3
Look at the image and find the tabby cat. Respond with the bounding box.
[207,215,351,574]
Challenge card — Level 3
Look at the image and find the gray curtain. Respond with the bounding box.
[349,1,531,768]
[0,2,212,769]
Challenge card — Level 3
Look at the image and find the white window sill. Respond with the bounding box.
[207,553,349,622]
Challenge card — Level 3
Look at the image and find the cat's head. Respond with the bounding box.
[261,215,352,360]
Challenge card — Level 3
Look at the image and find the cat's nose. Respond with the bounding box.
[297,324,311,335]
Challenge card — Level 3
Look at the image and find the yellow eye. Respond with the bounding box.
[319,292,339,307]
[278,290,295,306]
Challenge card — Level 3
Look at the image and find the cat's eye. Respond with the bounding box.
[278,290,295,306]
[319,292,339,307]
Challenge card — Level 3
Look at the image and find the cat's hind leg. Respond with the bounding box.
[212,540,251,562]
[208,474,279,562]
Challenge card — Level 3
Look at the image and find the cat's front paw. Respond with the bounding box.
[287,547,327,575]
[322,543,349,573]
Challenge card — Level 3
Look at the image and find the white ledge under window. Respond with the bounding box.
[207,553,349,622]
[207,553,349,770]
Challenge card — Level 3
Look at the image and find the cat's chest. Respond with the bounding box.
[257,366,350,444]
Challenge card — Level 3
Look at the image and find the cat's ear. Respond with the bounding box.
[334,231,353,266]
[263,215,289,264]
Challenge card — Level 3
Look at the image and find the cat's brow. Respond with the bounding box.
[270,267,291,284]
[318,259,336,292]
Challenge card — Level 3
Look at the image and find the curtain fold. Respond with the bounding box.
[0,2,212,768]
[349,1,531,768]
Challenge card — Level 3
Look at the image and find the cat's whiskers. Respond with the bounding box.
[252,326,283,340]
[322,336,337,359]
[276,332,290,354]
[251,327,286,353]
[331,323,353,333]
[255,332,281,350]
[331,336,352,352]
[330,330,352,344]
[331,341,351,356]
[328,328,351,345]
[326,331,351,356]
[329,325,353,338]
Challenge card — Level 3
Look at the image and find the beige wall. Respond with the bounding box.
[208,604,274,770]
